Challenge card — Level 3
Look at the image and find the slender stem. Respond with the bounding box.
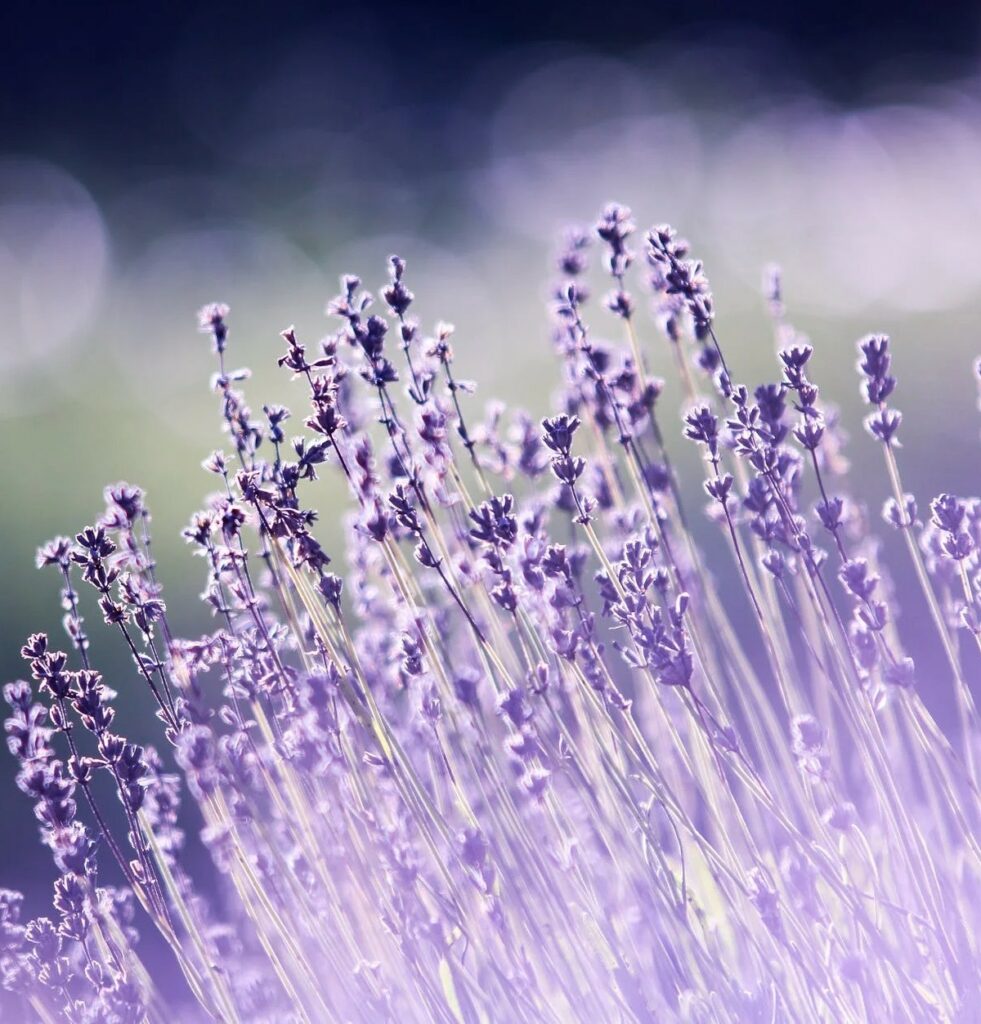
[881,440,977,784]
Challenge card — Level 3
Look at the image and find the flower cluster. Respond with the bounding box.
[3,206,979,1024]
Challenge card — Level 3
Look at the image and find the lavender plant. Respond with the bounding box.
[3,205,979,1023]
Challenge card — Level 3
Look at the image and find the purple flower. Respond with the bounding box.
[0,211,976,1024]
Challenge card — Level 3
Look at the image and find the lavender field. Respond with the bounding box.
[2,9,980,1024]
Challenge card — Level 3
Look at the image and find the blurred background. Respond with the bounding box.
[2,0,980,914]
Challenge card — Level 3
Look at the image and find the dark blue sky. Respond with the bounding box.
[4,0,980,177]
